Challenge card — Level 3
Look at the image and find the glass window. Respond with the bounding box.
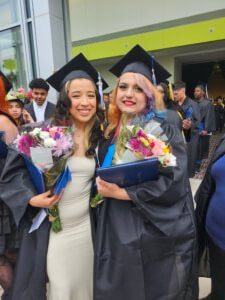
[28,22,37,77]
[25,0,31,19]
[0,27,27,88]
[0,0,19,28]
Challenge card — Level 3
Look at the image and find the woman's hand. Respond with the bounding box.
[22,109,34,123]
[29,190,64,208]
[96,177,130,201]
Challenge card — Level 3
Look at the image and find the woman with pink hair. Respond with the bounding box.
[94,45,198,300]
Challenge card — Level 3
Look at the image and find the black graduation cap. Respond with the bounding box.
[46,53,108,92]
[110,45,171,84]
[0,70,13,93]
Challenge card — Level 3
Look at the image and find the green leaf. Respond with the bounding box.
[90,194,104,208]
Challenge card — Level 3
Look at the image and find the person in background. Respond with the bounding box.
[103,92,109,123]
[6,89,34,127]
[25,78,55,122]
[174,81,200,177]
[156,82,182,131]
[0,71,19,299]
[194,84,216,173]
[195,134,225,300]
[214,96,224,133]
[109,90,113,103]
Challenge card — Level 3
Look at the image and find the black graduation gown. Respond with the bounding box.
[165,100,183,132]
[196,99,216,160]
[214,104,224,132]
[0,111,19,255]
[0,147,97,300]
[195,134,225,277]
[94,119,198,300]
[180,97,200,177]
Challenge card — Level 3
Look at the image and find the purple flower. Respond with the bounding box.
[42,128,50,132]
[53,135,73,157]
[54,132,61,140]
[137,130,148,140]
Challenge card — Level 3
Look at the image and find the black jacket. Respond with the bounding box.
[195,134,225,277]
[25,101,55,122]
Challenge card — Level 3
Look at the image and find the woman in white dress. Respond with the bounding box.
[45,54,107,300]
[0,54,107,300]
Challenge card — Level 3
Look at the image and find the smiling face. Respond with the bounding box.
[68,78,97,126]
[8,100,23,120]
[116,72,147,115]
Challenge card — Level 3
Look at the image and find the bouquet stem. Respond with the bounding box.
[49,205,62,233]
[90,194,104,208]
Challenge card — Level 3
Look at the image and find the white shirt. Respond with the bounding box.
[33,100,48,122]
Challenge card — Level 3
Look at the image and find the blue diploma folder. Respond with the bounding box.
[97,157,158,187]
[23,156,71,195]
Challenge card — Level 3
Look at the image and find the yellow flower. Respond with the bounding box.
[163,145,170,154]
[140,137,149,147]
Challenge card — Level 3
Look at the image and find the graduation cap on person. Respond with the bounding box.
[46,53,108,108]
[0,70,13,93]
[110,45,171,85]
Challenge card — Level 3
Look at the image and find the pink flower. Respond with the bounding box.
[26,90,33,100]
[129,138,140,151]
[137,129,148,140]
[17,135,38,157]
[18,87,25,93]
[141,148,152,157]
[152,140,165,156]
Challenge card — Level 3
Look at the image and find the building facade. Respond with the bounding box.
[1,0,225,98]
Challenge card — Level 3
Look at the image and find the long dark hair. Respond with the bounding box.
[53,80,104,157]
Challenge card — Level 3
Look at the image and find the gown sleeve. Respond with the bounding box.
[0,147,37,226]
[205,102,216,133]
[191,100,200,133]
[125,122,190,236]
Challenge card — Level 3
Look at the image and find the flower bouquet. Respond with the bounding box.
[14,126,74,232]
[91,122,176,207]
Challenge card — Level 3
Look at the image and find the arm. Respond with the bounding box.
[0,115,18,144]
[0,148,63,226]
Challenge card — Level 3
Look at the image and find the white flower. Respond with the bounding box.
[43,138,56,148]
[32,128,41,135]
[39,131,50,139]
[146,133,157,140]
[126,125,134,132]
[163,153,177,167]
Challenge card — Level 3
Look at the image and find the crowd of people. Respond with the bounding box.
[0,44,224,300]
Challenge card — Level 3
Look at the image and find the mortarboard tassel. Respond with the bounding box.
[151,56,157,86]
[97,72,104,109]
[168,83,174,101]
[205,84,209,99]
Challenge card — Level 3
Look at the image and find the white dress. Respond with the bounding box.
[47,156,95,300]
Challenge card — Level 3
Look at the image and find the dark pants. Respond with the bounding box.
[208,238,225,300]
[187,133,199,177]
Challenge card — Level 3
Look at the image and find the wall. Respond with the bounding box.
[69,0,225,43]
[32,0,67,102]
